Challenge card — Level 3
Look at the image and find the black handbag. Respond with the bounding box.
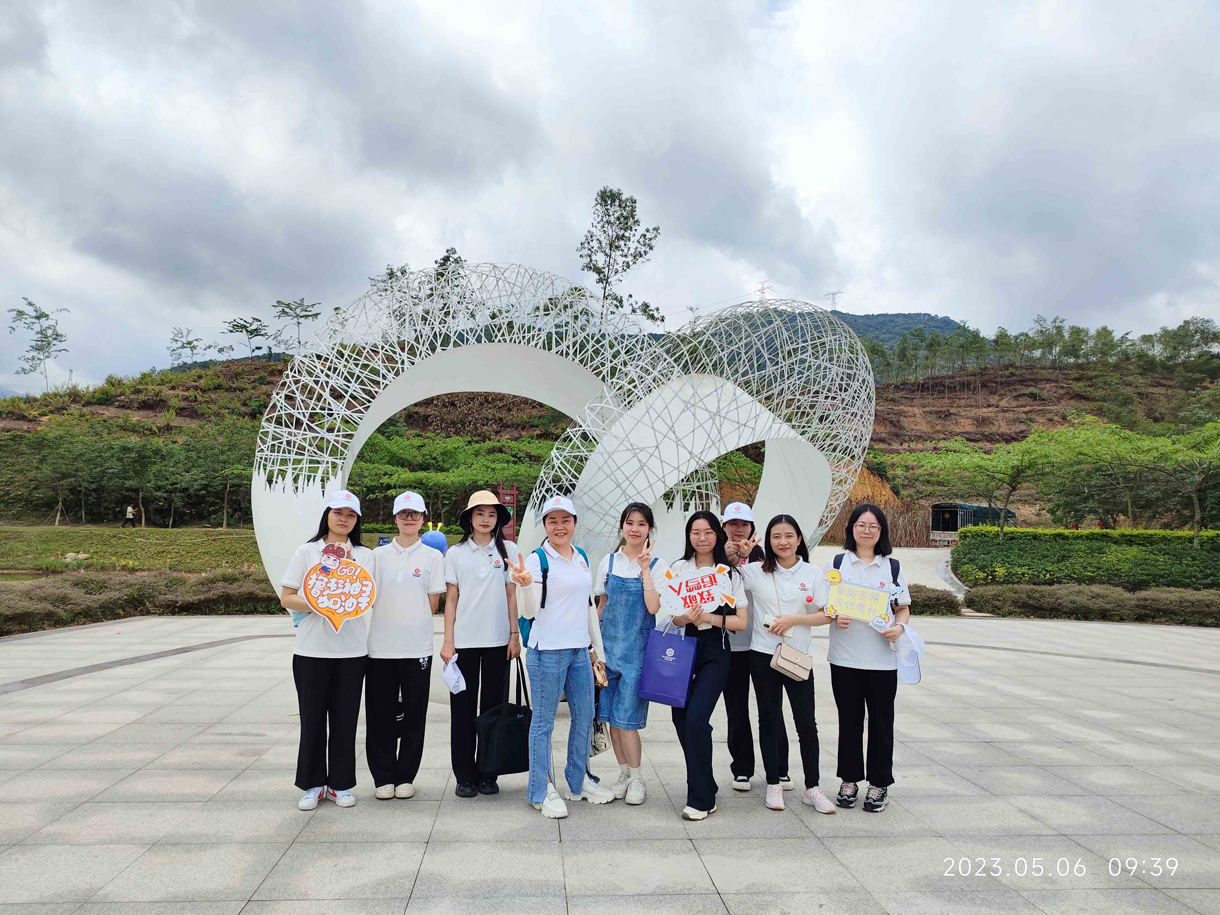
[476,657,532,777]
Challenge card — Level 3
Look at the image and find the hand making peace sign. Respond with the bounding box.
[637,537,652,569]
[508,552,533,588]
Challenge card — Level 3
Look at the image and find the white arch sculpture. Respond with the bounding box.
[252,263,874,585]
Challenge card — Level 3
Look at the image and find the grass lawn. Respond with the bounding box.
[0,526,264,572]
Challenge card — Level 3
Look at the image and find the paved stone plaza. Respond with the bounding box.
[1,615,1218,914]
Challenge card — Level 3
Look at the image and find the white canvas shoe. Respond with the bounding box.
[395,783,415,799]
[681,804,717,821]
[532,783,568,819]
[327,788,356,808]
[298,786,325,810]
[374,784,395,800]
[779,774,795,791]
[731,775,752,791]
[803,785,837,814]
[574,777,616,805]
[611,771,631,800]
[624,777,647,806]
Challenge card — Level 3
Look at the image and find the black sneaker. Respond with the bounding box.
[836,781,859,808]
[863,785,888,812]
[478,779,499,795]
[455,782,477,798]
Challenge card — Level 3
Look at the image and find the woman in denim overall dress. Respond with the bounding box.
[594,502,667,806]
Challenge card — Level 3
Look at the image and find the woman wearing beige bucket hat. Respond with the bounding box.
[441,490,522,798]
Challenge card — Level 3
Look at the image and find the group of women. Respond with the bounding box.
[280,487,911,821]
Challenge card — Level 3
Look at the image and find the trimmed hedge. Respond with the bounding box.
[952,526,1220,590]
[0,526,263,573]
[908,584,961,616]
[966,584,1220,627]
[0,569,282,637]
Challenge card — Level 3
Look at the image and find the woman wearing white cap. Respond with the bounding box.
[510,495,616,818]
[718,502,792,794]
[279,490,375,811]
[441,491,522,798]
[365,491,446,800]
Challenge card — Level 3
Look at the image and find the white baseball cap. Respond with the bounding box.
[326,490,362,516]
[540,494,577,520]
[393,491,427,515]
[721,502,754,523]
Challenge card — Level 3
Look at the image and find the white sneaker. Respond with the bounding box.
[766,783,785,810]
[731,775,752,792]
[779,774,795,791]
[298,786,325,810]
[327,788,356,808]
[532,783,568,819]
[574,777,616,805]
[624,777,647,806]
[395,783,415,799]
[802,785,836,814]
[374,784,395,800]
[681,804,716,820]
[611,771,631,800]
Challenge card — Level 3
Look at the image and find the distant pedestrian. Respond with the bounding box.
[121,504,137,528]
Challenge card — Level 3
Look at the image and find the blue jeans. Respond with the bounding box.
[525,647,595,803]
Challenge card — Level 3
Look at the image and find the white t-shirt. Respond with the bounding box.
[816,551,911,671]
[659,558,748,633]
[524,540,593,651]
[281,540,377,659]
[742,559,820,657]
[444,537,521,649]
[367,538,446,659]
[593,549,669,600]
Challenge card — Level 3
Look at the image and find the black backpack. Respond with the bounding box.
[833,553,900,590]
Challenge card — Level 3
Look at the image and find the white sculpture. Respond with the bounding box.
[253,263,874,586]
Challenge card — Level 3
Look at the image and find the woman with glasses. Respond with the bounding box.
[816,503,911,813]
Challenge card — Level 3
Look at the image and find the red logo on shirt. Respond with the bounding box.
[413,568,421,577]
[493,559,502,568]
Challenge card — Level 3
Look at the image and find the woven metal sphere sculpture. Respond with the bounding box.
[252,263,874,584]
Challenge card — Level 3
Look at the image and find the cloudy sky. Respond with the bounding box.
[1,0,1218,389]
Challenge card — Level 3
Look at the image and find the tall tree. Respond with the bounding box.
[223,317,271,359]
[168,327,210,366]
[7,298,69,392]
[577,187,663,326]
[274,298,322,351]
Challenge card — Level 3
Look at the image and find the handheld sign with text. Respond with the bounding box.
[824,569,892,627]
[303,543,376,633]
[660,565,736,630]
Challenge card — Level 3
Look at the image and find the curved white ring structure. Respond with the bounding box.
[253,264,874,585]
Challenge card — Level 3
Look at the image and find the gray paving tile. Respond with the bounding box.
[1018,888,1200,914]
[915,743,1032,769]
[25,802,200,845]
[1007,795,1177,835]
[0,746,68,769]
[871,888,1045,913]
[793,796,938,836]
[0,804,77,844]
[409,896,566,914]
[1050,767,1185,795]
[695,837,863,894]
[1163,888,1220,914]
[36,744,171,770]
[296,799,438,843]
[92,769,239,802]
[823,836,1005,894]
[562,839,715,896]
[410,840,561,898]
[144,745,268,769]
[943,834,1144,890]
[901,796,1059,836]
[1109,796,1220,836]
[557,794,688,841]
[76,904,245,914]
[0,903,83,914]
[161,802,314,844]
[90,842,286,902]
[960,766,1094,797]
[719,891,883,914]
[995,743,1122,768]
[242,902,408,915]
[0,844,148,903]
[207,770,298,802]
[1068,834,1220,888]
[0,770,131,803]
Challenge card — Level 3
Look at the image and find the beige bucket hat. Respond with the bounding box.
[459,490,511,528]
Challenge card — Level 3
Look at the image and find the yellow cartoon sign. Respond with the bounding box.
[303,545,376,632]
[826,580,891,626]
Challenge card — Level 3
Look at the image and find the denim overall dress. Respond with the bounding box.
[597,552,656,730]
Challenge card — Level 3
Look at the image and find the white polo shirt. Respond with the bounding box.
[816,551,911,671]
[444,537,521,649]
[742,559,820,657]
[281,540,376,659]
[659,558,749,633]
[524,540,593,651]
[593,550,669,598]
[368,538,446,659]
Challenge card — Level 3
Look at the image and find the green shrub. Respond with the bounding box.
[908,584,961,616]
[90,385,116,405]
[0,569,282,637]
[967,584,1220,627]
[952,526,1220,590]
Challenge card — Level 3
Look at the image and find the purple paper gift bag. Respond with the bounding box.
[636,625,696,708]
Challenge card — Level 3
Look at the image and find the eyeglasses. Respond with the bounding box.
[853,523,881,533]
[397,511,424,521]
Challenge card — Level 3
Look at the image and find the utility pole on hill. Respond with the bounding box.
[824,291,843,311]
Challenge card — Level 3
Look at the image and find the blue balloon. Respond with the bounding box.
[421,529,449,555]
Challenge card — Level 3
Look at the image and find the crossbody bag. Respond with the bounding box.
[767,571,813,681]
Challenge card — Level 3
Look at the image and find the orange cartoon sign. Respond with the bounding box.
[660,565,736,630]
[303,544,376,632]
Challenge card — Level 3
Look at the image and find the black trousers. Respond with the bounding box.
[830,664,898,788]
[751,651,820,788]
[723,649,789,779]
[365,656,432,787]
[671,630,731,811]
[121,517,136,528]
[293,654,367,791]
[450,645,508,785]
